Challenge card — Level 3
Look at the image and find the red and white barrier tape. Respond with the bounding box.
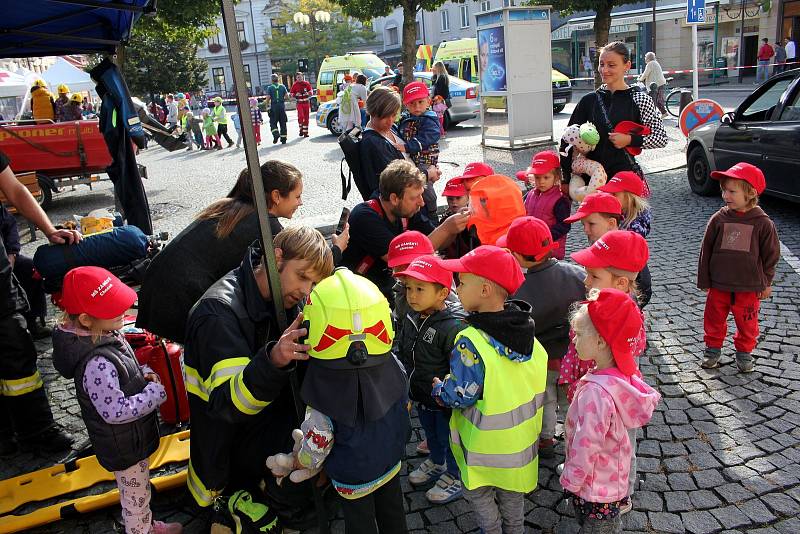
[567,59,800,82]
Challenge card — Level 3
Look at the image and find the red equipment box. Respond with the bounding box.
[0,120,113,177]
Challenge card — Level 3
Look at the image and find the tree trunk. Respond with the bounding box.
[402,1,417,84]
[114,44,126,68]
[593,3,613,88]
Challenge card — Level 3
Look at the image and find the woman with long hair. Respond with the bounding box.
[137,161,348,343]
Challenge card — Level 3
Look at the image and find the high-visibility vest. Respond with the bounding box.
[213,104,227,125]
[450,326,547,493]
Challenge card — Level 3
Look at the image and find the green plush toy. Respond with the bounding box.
[579,122,601,147]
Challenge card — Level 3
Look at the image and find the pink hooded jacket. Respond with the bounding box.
[560,368,661,503]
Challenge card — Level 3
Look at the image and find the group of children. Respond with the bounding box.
[47,137,779,533]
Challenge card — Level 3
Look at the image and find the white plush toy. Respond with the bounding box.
[561,122,608,202]
[265,428,324,485]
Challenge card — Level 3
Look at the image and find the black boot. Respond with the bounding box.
[0,437,18,457]
[18,426,74,454]
[28,317,52,340]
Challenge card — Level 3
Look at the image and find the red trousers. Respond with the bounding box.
[296,101,310,136]
[252,123,261,144]
[703,288,760,353]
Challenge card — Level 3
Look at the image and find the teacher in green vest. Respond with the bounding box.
[212,96,235,148]
[266,74,289,144]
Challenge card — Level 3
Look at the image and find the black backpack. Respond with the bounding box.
[338,126,371,201]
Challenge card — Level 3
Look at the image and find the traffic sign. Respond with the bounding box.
[687,0,706,23]
[679,98,724,137]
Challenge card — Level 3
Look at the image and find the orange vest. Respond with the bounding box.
[32,89,55,121]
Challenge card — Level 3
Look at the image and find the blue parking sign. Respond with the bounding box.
[687,0,706,23]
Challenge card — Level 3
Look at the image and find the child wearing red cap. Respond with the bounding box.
[564,192,623,245]
[453,161,494,192]
[517,151,571,259]
[498,217,586,459]
[698,162,779,373]
[51,267,182,534]
[433,246,547,533]
[394,255,466,504]
[598,171,654,307]
[439,178,477,260]
[561,288,660,532]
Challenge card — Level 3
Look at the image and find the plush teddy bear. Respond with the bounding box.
[561,122,608,202]
[265,427,325,485]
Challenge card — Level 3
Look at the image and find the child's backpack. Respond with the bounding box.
[338,126,372,201]
[340,85,354,115]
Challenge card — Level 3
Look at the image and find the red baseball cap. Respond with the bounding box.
[440,245,524,294]
[598,171,644,196]
[613,121,651,156]
[394,255,453,289]
[497,216,559,260]
[60,266,137,320]
[571,230,649,273]
[564,192,622,223]
[515,151,560,181]
[710,162,766,195]
[454,162,494,183]
[387,231,434,268]
[587,288,643,376]
[442,178,468,197]
[402,81,429,105]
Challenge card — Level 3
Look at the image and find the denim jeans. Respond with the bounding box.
[756,60,770,83]
[417,404,458,476]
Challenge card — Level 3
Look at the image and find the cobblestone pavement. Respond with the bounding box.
[5,163,799,534]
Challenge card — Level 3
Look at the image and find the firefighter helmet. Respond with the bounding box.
[58,84,70,94]
[302,268,393,366]
[33,79,47,88]
[70,93,83,104]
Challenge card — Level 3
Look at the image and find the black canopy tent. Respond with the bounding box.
[1,0,325,529]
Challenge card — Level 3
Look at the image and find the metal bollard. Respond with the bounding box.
[679,89,694,114]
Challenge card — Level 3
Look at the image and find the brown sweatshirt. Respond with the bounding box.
[697,206,780,293]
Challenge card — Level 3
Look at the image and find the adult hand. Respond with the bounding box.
[7,253,15,269]
[608,132,632,149]
[144,373,161,384]
[47,228,82,245]
[442,210,469,234]
[331,223,350,253]
[426,165,441,183]
[758,287,773,300]
[270,312,310,368]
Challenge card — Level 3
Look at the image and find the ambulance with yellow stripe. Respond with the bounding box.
[434,37,572,113]
[316,52,390,103]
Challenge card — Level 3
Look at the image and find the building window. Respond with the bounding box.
[212,67,225,91]
[208,30,220,46]
[460,4,470,28]
[386,25,399,46]
[270,19,286,35]
[440,10,450,32]
[236,21,246,42]
[481,1,491,11]
[243,64,252,89]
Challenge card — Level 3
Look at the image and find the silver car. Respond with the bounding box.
[315,72,479,136]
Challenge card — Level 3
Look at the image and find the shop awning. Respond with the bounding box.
[0,0,154,58]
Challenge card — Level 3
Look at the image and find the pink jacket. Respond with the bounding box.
[560,368,660,503]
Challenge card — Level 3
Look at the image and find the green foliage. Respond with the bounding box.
[134,0,220,45]
[121,27,209,96]
[266,0,376,72]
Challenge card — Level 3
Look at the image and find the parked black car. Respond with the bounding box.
[686,68,800,202]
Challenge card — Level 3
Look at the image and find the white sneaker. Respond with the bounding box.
[556,463,564,475]
[408,459,446,485]
[425,473,463,504]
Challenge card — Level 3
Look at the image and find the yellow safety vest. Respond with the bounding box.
[450,326,547,493]
[213,104,227,125]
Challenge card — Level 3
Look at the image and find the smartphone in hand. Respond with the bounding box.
[335,207,350,235]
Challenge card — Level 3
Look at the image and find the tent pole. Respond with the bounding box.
[218,2,329,532]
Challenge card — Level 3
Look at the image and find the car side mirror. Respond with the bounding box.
[721,111,735,125]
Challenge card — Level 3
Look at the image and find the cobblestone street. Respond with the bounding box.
[5,161,800,533]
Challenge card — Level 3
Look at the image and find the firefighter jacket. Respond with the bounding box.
[183,245,303,506]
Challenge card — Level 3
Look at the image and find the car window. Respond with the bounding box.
[319,71,333,85]
[416,76,433,88]
[739,78,793,121]
[777,84,800,121]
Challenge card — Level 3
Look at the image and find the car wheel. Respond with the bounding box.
[36,174,53,211]
[444,110,454,130]
[327,110,342,136]
[310,97,319,112]
[553,104,566,114]
[687,145,716,196]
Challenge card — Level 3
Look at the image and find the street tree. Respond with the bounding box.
[332,0,464,84]
[526,0,640,86]
[266,0,375,77]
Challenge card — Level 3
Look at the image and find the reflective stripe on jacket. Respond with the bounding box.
[450,326,547,493]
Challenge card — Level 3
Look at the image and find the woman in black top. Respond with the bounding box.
[560,41,668,194]
[431,61,450,105]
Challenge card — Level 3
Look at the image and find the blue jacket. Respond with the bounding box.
[398,110,441,156]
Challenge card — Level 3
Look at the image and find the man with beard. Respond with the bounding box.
[340,159,468,301]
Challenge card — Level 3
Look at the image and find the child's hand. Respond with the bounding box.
[144,373,160,384]
[758,287,773,299]
[432,377,442,388]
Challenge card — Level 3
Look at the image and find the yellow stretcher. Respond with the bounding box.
[0,430,190,533]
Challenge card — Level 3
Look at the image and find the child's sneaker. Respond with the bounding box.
[538,438,556,459]
[227,490,280,534]
[152,520,183,534]
[736,352,754,373]
[408,459,446,485]
[425,473,462,504]
[556,463,564,475]
[700,347,721,369]
[415,439,430,455]
[619,496,633,515]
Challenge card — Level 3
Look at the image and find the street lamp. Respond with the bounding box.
[293,10,330,82]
